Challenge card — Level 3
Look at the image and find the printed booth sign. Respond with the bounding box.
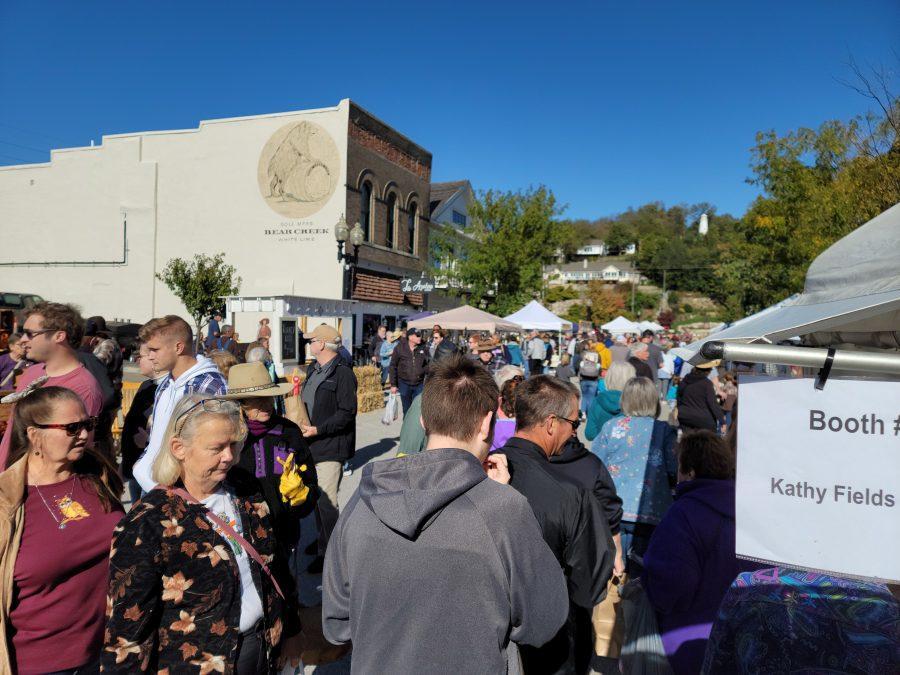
[737,375,900,582]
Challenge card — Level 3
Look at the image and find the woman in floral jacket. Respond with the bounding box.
[102,395,303,674]
[591,376,677,575]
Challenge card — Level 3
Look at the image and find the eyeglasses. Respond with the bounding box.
[554,414,581,432]
[174,398,239,435]
[32,417,98,436]
[22,328,56,339]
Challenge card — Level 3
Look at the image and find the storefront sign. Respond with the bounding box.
[737,375,899,581]
[400,276,436,294]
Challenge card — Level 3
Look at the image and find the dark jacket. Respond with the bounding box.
[238,415,319,550]
[120,378,158,479]
[322,448,569,674]
[368,334,384,360]
[548,438,623,535]
[430,339,459,363]
[643,479,764,675]
[388,339,429,387]
[677,370,724,431]
[502,436,616,674]
[102,471,300,673]
[305,361,357,463]
[628,356,655,381]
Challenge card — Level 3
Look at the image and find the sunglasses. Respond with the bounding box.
[32,417,98,436]
[174,398,239,435]
[23,328,56,340]
[555,414,581,432]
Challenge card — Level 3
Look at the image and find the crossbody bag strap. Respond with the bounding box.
[156,485,285,600]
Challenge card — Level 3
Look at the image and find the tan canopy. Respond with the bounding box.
[407,305,522,332]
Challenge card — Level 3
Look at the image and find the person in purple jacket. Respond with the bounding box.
[642,430,764,675]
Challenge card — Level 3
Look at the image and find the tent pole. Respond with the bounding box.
[700,341,900,376]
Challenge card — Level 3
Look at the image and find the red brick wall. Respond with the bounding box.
[349,122,431,182]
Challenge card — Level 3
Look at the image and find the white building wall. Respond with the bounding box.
[0,101,351,324]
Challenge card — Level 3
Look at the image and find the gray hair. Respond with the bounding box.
[153,394,247,486]
[323,337,341,352]
[515,375,580,431]
[620,377,660,418]
[494,365,525,389]
[628,342,648,357]
[245,346,272,363]
[604,361,636,392]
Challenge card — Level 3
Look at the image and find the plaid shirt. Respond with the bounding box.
[154,369,227,403]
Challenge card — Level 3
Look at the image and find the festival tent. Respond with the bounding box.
[638,320,665,333]
[504,300,572,331]
[683,202,900,361]
[406,305,521,332]
[602,316,640,335]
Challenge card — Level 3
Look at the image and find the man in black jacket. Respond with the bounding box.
[389,327,429,415]
[300,323,357,573]
[500,375,616,675]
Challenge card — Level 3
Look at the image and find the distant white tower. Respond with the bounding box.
[698,213,709,236]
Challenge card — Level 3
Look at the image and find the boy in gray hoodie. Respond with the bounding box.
[323,355,568,674]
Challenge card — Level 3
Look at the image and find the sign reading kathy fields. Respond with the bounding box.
[737,375,899,582]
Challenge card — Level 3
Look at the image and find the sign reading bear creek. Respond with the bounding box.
[258,120,340,219]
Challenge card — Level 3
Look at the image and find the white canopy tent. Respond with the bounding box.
[602,316,640,335]
[406,305,522,333]
[638,320,665,333]
[504,300,572,332]
[684,202,900,362]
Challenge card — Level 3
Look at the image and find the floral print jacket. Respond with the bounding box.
[101,470,300,673]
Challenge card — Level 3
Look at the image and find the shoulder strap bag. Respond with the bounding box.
[156,485,285,599]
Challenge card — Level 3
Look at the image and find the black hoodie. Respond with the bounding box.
[548,437,623,535]
[322,448,568,674]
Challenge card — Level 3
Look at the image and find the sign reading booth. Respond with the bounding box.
[737,375,899,581]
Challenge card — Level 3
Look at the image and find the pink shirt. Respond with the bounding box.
[0,363,103,468]
[11,476,123,673]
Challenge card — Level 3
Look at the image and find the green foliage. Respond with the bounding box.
[156,253,241,347]
[586,281,625,324]
[544,285,580,303]
[562,303,587,323]
[442,186,571,315]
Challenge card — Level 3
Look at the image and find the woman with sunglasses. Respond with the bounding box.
[103,394,303,674]
[0,386,123,675]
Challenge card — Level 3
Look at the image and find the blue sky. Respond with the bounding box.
[1,1,897,219]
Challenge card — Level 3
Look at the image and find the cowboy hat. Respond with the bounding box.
[694,358,721,369]
[221,362,294,399]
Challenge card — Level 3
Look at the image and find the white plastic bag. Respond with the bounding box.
[381,393,400,425]
[279,660,305,675]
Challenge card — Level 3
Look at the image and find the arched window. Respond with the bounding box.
[406,202,417,254]
[360,181,372,241]
[385,192,397,249]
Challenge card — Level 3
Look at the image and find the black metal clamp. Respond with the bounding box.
[815,347,836,390]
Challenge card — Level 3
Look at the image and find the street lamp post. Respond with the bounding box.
[334,215,365,299]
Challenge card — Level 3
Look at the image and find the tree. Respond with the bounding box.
[442,186,571,315]
[585,282,625,325]
[156,253,242,349]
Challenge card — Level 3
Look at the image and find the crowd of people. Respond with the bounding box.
[0,302,895,674]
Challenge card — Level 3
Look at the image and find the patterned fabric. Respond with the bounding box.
[101,477,299,673]
[591,416,677,524]
[155,369,227,401]
[702,567,900,674]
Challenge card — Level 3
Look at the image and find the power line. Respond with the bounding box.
[0,139,47,154]
[0,122,67,144]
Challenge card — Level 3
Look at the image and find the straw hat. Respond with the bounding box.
[388,329,403,342]
[476,339,497,353]
[221,362,294,399]
[694,359,721,369]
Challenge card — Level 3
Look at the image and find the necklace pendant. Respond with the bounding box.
[58,522,66,530]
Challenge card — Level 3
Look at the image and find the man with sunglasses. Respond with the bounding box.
[0,303,103,469]
[499,374,616,675]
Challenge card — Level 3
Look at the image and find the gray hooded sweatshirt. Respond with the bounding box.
[322,448,569,674]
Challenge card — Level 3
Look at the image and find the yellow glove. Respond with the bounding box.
[276,453,310,507]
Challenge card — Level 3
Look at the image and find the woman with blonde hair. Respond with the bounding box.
[585,361,636,440]
[103,394,303,673]
[0,386,123,674]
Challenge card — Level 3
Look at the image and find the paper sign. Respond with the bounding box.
[737,375,900,581]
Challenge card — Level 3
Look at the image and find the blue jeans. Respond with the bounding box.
[580,379,598,414]
[398,380,423,416]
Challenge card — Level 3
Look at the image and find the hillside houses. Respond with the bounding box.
[544,257,645,286]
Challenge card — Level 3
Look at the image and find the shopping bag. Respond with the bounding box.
[283,368,311,428]
[619,578,673,675]
[279,660,305,675]
[381,393,400,425]
[592,573,625,658]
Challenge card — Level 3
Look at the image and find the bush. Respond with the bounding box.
[545,285,580,303]
[682,303,694,313]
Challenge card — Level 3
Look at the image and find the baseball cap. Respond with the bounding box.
[406,327,420,337]
[303,324,341,342]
